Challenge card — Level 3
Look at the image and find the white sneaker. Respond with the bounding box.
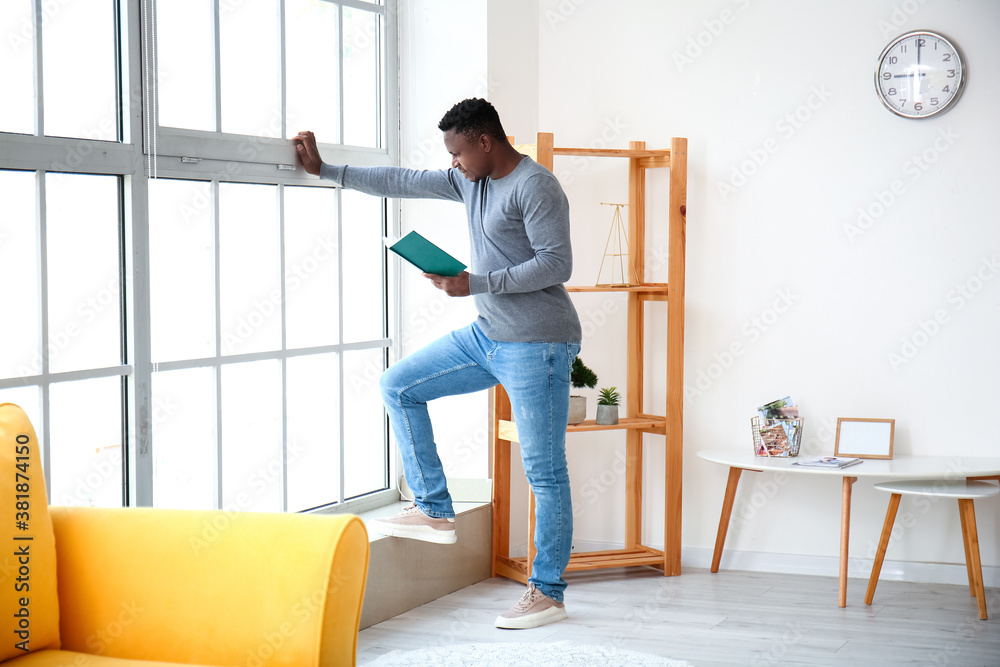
[370,504,456,544]
[495,584,567,629]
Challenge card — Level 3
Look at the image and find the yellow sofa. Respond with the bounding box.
[1,403,369,667]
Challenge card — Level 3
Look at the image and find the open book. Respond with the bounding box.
[383,231,466,277]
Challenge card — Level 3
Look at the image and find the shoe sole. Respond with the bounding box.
[495,605,568,629]
[370,520,457,545]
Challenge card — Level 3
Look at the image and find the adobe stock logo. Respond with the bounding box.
[843,127,959,244]
[716,85,833,202]
[686,289,798,400]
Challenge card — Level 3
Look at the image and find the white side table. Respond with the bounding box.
[698,450,1000,608]
[865,479,1000,620]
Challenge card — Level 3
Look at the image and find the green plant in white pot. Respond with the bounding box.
[596,387,620,425]
[569,358,597,425]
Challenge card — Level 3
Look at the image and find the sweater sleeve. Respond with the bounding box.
[468,173,573,295]
[319,163,464,202]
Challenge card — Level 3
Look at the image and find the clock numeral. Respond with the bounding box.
[882,71,892,81]
[898,98,907,108]
[930,97,939,106]
[915,38,926,48]
[914,102,923,111]
[943,85,951,93]
[887,87,897,96]
[887,56,898,65]
[947,69,956,78]
[942,53,952,62]
[899,44,907,53]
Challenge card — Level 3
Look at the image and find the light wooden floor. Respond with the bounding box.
[358,567,1000,666]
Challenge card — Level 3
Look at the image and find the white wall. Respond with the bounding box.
[404,0,1000,581]
[396,1,492,482]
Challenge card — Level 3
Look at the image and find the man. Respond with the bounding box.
[293,98,581,630]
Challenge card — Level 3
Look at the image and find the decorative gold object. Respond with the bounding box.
[596,202,636,287]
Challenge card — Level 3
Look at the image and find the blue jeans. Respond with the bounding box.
[379,322,580,602]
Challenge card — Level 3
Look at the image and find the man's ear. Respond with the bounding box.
[479,133,493,153]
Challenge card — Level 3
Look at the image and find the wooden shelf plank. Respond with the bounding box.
[567,556,665,571]
[498,417,667,442]
[568,417,665,433]
[553,147,670,159]
[505,548,665,573]
[638,156,671,169]
[570,547,661,561]
[566,283,668,295]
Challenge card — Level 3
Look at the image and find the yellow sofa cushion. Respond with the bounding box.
[4,649,215,667]
[49,507,369,667]
[0,404,60,661]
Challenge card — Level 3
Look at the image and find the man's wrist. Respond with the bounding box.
[319,163,346,185]
[467,272,487,295]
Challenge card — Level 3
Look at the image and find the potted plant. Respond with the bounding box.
[596,387,620,425]
[569,358,597,425]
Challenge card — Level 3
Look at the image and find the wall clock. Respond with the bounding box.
[875,30,965,118]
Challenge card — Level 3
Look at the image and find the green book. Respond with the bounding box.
[383,231,467,277]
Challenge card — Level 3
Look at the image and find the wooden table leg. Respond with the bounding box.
[865,492,901,605]
[959,503,976,599]
[839,476,857,608]
[711,467,746,573]
[958,498,988,620]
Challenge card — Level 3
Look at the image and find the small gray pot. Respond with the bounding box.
[596,404,619,425]
[568,395,587,425]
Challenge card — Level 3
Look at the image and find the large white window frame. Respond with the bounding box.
[0,0,400,513]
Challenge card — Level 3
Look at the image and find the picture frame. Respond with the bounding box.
[834,418,895,459]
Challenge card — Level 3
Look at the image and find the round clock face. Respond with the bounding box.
[875,31,965,118]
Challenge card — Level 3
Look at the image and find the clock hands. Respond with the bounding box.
[893,65,926,100]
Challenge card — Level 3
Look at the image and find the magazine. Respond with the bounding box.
[792,456,862,469]
[757,396,799,420]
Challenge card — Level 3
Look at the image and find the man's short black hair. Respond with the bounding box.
[438,98,507,142]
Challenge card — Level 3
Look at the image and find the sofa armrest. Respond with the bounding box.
[49,507,368,667]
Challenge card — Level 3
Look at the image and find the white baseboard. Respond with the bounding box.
[536,539,1000,589]
[682,545,999,588]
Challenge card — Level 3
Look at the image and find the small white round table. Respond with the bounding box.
[865,479,1000,620]
[698,449,1000,607]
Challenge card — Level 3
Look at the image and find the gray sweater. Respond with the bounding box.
[320,157,582,344]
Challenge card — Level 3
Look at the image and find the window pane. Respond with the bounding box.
[286,0,339,141]
[49,376,123,507]
[285,185,339,349]
[149,179,215,362]
[221,360,282,512]
[220,0,280,136]
[42,0,117,140]
[342,8,380,147]
[46,174,121,374]
[343,348,386,498]
[341,189,383,343]
[0,171,40,378]
[219,183,280,355]
[0,2,35,134]
[287,354,339,511]
[152,367,216,510]
[157,0,215,131]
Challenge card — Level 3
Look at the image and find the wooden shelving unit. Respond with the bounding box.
[491,132,687,582]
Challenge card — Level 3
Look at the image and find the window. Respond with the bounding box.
[0,0,399,513]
